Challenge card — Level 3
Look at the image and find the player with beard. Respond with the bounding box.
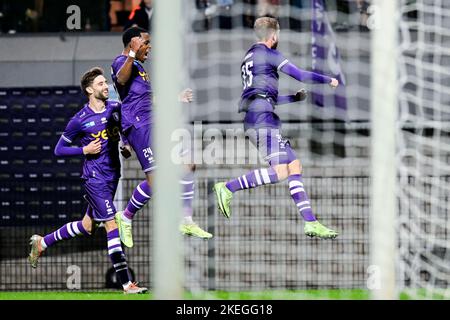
[28,67,147,294]
[213,17,340,239]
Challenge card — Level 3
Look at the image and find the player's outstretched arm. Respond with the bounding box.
[280,62,338,87]
[277,89,308,106]
[116,37,143,85]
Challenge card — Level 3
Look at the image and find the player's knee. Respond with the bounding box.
[82,222,93,235]
[145,174,153,187]
[103,219,118,233]
[288,160,302,175]
[273,164,289,181]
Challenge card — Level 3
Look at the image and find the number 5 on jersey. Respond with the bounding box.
[241,60,254,90]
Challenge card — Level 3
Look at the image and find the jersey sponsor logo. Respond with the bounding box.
[90,126,120,141]
[138,71,149,82]
[101,117,107,124]
[82,121,95,129]
[79,111,86,118]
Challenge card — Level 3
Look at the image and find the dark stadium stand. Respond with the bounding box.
[0,86,86,226]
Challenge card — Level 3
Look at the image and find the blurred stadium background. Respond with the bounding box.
[0,0,449,299]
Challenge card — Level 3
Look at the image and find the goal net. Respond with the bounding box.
[181,0,373,299]
[397,0,450,299]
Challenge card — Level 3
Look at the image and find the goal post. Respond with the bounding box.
[369,0,399,300]
[152,0,184,299]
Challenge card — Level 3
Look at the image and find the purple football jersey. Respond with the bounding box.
[61,101,122,182]
[111,55,152,131]
[239,43,289,113]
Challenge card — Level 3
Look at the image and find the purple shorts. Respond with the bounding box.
[125,124,156,173]
[244,126,298,166]
[83,180,118,222]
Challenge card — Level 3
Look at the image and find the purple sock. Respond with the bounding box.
[107,228,131,286]
[42,220,90,248]
[180,171,194,218]
[124,180,152,220]
[288,174,317,222]
[225,167,279,193]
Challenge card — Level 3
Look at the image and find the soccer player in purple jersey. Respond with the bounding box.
[28,68,147,294]
[213,17,339,239]
[111,27,211,248]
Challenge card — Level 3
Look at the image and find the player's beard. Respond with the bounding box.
[271,40,278,50]
[95,91,108,102]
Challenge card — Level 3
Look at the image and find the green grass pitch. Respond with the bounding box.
[0,289,443,300]
[0,289,369,300]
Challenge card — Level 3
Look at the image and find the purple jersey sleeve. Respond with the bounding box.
[280,62,332,84]
[277,95,297,105]
[111,55,152,131]
[54,117,83,156]
[111,56,126,85]
[268,49,290,71]
[54,137,83,156]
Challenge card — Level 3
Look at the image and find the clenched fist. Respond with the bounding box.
[295,88,308,102]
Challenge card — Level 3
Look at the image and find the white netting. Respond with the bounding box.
[181,1,374,298]
[398,0,450,299]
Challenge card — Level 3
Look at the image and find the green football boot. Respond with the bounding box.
[212,182,233,218]
[304,221,339,239]
[180,222,213,239]
[115,211,133,248]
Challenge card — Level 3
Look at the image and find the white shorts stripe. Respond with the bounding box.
[182,191,194,196]
[179,180,194,185]
[72,222,81,235]
[254,170,262,185]
[242,175,249,188]
[289,180,303,188]
[66,223,75,237]
[180,196,194,200]
[299,206,312,212]
[265,152,287,161]
[144,165,157,173]
[108,238,121,248]
[108,247,122,255]
[238,177,244,189]
[131,195,144,206]
[137,185,151,199]
[290,187,305,195]
[260,169,271,184]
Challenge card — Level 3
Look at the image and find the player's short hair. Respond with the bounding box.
[122,26,148,47]
[254,17,280,41]
[80,67,104,96]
